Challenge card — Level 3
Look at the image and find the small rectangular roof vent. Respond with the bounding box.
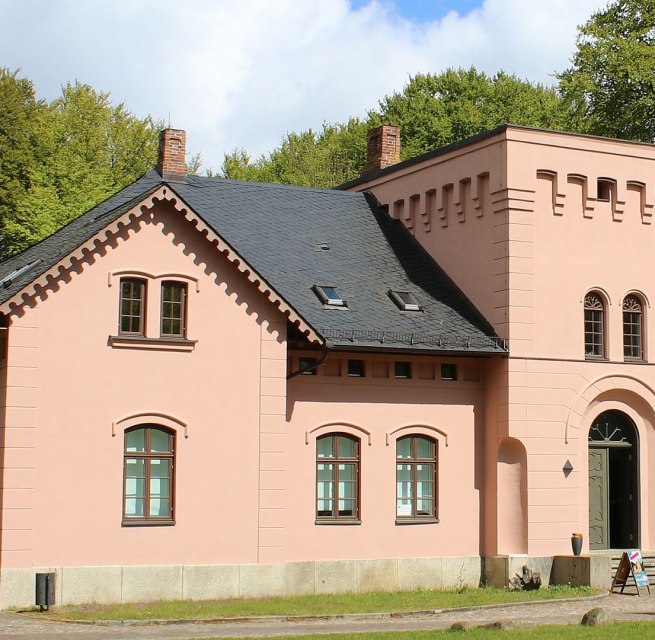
[389,290,421,311]
[313,285,346,307]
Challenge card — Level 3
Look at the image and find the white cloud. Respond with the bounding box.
[0,0,606,172]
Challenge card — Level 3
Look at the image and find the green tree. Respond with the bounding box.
[558,0,655,141]
[221,119,368,188]
[371,68,567,159]
[1,77,161,255]
[0,68,48,256]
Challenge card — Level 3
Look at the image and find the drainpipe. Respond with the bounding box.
[287,343,330,379]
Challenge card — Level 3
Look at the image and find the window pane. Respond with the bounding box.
[397,499,412,516]
[150,458,170,478]
[396,438,411,459]
[125,458,145,478]
[416,437,433,459]
[416,463,433,482]
[417,498,433,516]
[338,499,355,516]
[338,436,356,458]
[126,430,146,452]
[317,463,333,484]
[125,477,145,498]
[150,429,172,453]
[125,497,145,517]
[338,462,355,481]
[317,437,333,458]
[150,497,171,517]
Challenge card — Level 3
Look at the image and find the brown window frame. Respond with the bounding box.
[160,281,187,338]
[584,292,606,359]
[623,295,645,361]
[396,435,438,523]
[123,425,175,526]
[119,278,146,336]
[316,433,360,524]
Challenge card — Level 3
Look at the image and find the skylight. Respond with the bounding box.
[313,285,346,307]
[389,290,421,311]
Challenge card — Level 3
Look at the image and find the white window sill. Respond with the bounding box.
[109,335,197,352]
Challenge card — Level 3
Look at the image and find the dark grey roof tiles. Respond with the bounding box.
[0,171,505,355]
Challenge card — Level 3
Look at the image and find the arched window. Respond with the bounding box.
[623,295,644,361]
[123,425,174,525]
[584,292,606,359]
[396,435,438,521]
[316,433,359,522]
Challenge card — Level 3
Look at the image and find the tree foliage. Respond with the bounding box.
[222,119,368,188]
[371,68,567,160]
[0,70,160,257]
[559,0,655,141]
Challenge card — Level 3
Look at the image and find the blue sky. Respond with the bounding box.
[0,0,605,171]
[352,0,483,20]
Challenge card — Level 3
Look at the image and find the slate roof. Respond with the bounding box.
[0,171,505,355]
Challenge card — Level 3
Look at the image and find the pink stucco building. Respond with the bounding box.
[0,124,651,606]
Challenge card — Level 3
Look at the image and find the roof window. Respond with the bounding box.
[389,290,421,311]
[313,285,346,307]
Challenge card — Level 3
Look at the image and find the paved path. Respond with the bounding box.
[2,593,655,639]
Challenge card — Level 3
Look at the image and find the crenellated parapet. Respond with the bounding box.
[536,170,655,224]
[387,171,502,232]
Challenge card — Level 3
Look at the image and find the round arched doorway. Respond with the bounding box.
[588,410,639,550]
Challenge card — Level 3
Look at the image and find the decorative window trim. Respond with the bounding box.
[386,424,448,447]
[306,422,372,446]
[113,412,188,438]
[109,270,200,292]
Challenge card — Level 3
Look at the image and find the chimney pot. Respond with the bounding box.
[157,128,187,180]
[364,125,400,174]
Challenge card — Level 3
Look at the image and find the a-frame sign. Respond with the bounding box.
[611,549,651,595]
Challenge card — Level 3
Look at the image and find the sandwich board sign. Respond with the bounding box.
[611,549,651,595]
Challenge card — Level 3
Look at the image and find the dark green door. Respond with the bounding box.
[588,410,639,550]
[588,448,609,549]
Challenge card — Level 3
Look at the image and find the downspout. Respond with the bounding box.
[287,343,331,379]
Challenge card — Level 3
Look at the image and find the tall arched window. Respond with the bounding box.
[584,292,606,359]
[623,295,644,360]
[316,433,360,522]
[396,435,438,521]
[123,425,175,525]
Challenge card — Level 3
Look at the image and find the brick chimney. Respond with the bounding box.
[363,125,400,174]
[157,128,187,180]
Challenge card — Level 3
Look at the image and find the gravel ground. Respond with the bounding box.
[2,592,655,640]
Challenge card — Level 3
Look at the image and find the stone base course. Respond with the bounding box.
[0,554,612,609]
[0,556,481,608]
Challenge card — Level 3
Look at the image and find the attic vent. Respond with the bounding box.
[318,243,330,251]
[389,290,421,311]
[313,285,346,307]
[1,260,42,289]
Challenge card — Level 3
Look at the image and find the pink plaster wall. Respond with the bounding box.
[286,354,487,559]
[351,126,655,556]
[0,199,287,569]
